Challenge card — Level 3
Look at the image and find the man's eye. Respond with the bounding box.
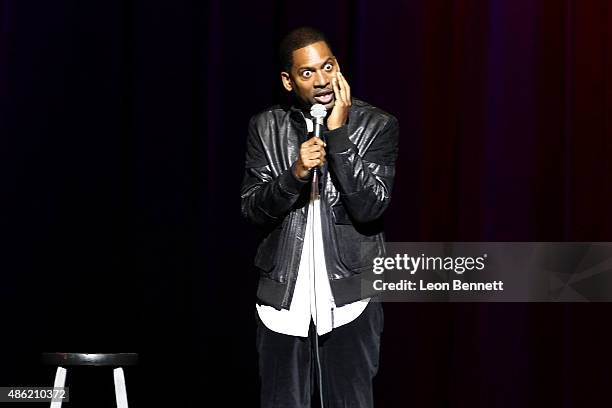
[302,71,312,78]
[324,63,333,71]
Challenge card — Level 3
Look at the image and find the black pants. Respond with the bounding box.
[256,301,383,408]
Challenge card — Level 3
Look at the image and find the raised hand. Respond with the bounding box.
[326,71,352,130]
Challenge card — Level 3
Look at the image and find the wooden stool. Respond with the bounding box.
[41,352,138,408]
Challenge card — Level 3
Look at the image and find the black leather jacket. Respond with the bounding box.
[241,98,398,310]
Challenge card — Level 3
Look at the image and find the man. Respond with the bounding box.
[241,27,398,408]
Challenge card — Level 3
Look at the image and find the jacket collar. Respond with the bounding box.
[288,103,309,123]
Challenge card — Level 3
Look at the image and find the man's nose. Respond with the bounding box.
[314,70,329,87]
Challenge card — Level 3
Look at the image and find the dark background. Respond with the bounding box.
[2,0,611,406]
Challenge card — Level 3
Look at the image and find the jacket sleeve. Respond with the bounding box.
[240,116,308,227]
[324,116,399,223]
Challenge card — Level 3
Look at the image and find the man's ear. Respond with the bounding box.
[281,72,293,92]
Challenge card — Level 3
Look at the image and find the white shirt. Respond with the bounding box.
[256,117,369,337]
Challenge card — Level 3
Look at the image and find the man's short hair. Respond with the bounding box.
[279,27,332,73]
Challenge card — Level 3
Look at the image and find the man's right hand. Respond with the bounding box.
[294,137,327,180]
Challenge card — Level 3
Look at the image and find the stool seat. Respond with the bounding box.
[42,352,138,367]
[42,353,137,408]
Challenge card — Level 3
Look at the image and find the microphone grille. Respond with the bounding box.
[310,104,327,119]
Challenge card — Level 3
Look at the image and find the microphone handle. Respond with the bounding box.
[313,120,322,138]
[311,121,323,198]
[311,167,319,199]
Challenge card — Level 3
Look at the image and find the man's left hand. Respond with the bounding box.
[327,71,352,131]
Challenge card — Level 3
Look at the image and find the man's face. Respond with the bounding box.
[281,41,339,110]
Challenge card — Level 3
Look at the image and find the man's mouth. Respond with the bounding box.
[314,91,334,105]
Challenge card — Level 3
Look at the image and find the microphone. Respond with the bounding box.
[310,103,327,139]
[309,104,327,197]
